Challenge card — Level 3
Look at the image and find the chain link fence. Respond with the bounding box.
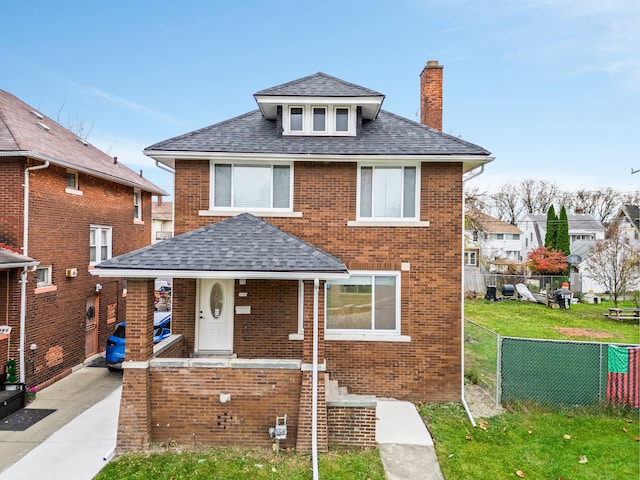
[464,319,640,408]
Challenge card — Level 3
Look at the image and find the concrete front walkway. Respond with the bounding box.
[376,400,445,480]
[0,364,122,479]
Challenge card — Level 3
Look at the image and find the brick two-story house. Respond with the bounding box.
[0,89,166,390]
[92,61,493,453]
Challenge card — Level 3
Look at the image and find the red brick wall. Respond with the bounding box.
[0,157,154,387]
[327,405,376,448]
[172,160,463,402]
[148,367,302,448]
[234,279,302,359]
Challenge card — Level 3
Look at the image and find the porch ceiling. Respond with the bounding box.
[90,213,349,280]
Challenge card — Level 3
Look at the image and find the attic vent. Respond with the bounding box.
[75,137,89,146]
[30,110,44,120]
[36,122,50,132]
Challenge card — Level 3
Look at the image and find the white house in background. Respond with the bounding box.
[608,205,640,245]
[518,212,605,260]
[151,199,173,243]
[465,211,523,271]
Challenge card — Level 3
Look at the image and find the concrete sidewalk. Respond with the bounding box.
[376,400,445,480]
[0,363,122,480]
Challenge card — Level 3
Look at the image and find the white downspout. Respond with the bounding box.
[461,165,484,428]
[311,278,320,480]
[20,161,50,384]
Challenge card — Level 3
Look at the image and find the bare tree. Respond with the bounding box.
[518,179,558,214]
[582,226,640,307]
[493,183,523,224]
[55,98,94,140]
[591,187,621,224]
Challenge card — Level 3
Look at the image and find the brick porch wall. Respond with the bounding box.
[327,404,377,448]
[148,365,302,448]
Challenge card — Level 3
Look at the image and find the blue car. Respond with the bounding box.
[105,311,171,372]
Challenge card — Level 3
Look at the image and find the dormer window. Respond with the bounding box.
[312,107,326,132]
[284,105,354,136]
[335,107,349,132]
[290,107,303,131]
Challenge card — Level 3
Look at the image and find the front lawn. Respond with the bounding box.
[94,447,385,480]
[423,403,640,480]
[464,298,640,344]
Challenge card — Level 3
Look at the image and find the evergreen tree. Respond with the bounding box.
[556,205,570,256]
[545,205,557,248]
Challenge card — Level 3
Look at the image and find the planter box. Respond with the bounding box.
[0,388,25,420]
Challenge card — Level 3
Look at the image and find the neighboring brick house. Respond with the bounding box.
[0,89,166,390]
[92,61,493,453]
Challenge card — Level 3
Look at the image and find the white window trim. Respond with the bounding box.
[355,163,422,223]
[208,161,294,212]
[325,270,402,337]
[89,225,113,265]
[288,280,306,340]
[65,170,83,195]
[133,189,142,221]
[283,105,356,136]
[36,265,52,288]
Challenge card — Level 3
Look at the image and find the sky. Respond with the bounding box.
[2,0,639,200]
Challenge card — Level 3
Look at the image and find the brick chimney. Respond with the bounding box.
[420,60,443,131]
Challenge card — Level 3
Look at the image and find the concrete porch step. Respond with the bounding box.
[325,374,377,404]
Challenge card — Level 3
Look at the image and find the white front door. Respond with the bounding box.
[197,279,234,353]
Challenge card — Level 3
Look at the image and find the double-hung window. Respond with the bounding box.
[325,272,400,333]
[212,163,292,210]
[358,165,418,220]
[90,225,112,265]
[133,189,142,221]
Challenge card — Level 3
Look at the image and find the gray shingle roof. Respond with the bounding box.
[145,109,489,156]
[524,213,604,232]
[0,247,38,268]
[254,72,384,97]
[95,213,348,274]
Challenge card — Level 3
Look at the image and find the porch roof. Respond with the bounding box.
[0,247,39,269]
[91,213,349,280]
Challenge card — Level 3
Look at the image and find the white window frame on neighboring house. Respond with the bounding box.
[209,161,293,212]
[90,225,112,265]
[65,169,82,195]
[356,164,420,222]
[36,266,52,287]
[465,251,477,266]
[133,189,142,221]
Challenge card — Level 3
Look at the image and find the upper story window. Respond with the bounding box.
[358,165,418,220]
[133,189,142,221]
[285,105,353,136]
[312,107,326,132]
[65,170,82,195]
[211,163,292,210]
[90,225,112,265]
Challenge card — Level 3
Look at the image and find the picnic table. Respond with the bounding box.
[605,307,640,321]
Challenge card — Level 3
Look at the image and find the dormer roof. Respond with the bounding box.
[254,72,385,121]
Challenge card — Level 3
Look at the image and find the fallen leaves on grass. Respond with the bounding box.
[479,421,489,431]
[563,434,571,440]
[578,455,588,464]
[515,469,525,477]
[625,418,633,423]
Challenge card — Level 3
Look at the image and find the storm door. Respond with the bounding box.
[197,279,234,353]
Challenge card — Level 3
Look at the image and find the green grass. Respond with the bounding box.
[465,298,640,344]
[422,403,640,480]
[94,446,385,480]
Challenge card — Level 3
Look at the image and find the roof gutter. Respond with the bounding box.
[0,151,167,196]
[20,160,50,384]
[460,165,485,428]
[89,268,350,281]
